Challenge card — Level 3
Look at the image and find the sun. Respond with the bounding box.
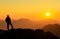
[46,12,51,17]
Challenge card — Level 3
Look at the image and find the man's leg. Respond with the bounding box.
[10,23,13,29]
[7,23,9,30]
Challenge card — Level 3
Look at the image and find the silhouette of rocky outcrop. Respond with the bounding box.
[43,24,60,38]
[0,29,59,39]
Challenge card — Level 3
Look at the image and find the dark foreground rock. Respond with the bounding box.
[0,28,59,39]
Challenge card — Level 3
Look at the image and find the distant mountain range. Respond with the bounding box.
[0,18,60,30]
[0,18,60,29]
[0,18,60,38]
[43,24,60,38]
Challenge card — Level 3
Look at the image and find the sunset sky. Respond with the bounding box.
[0,0,60,21]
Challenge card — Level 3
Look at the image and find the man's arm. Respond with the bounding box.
[9,18,11,22]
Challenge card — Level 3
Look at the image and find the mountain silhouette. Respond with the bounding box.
[42,24,60,38]
[0,18,60,30]
[0,29,59,39]
[12,18,37,29]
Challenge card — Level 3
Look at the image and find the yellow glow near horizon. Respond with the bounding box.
[41,11,53,19]
[46,12,51,17]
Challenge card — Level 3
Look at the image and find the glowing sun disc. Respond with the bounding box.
[46,12,51,16]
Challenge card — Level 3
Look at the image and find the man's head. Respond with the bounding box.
[7,15,9,17]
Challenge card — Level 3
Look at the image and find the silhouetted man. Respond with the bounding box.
[5,15,13,30]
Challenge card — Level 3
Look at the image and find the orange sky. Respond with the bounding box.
[0,0,60,21]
